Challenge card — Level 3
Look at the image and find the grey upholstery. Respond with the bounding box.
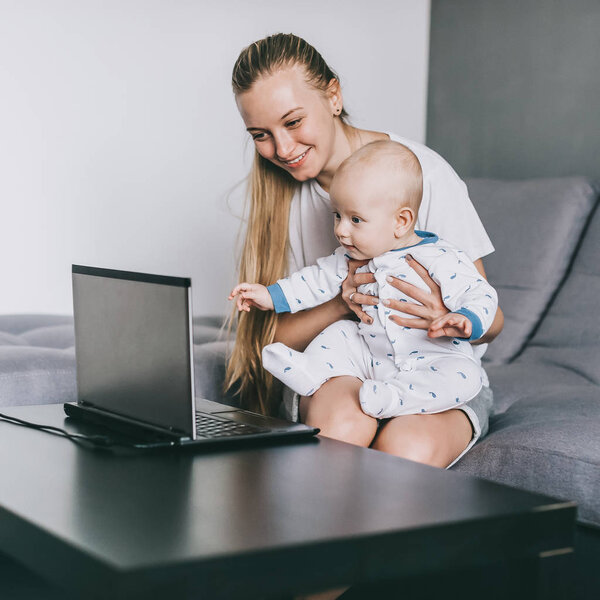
[0,177,599,529]
[455,386,600,525]
[0,315,226,407]
[467,177,598,365]
[0,315,76,408]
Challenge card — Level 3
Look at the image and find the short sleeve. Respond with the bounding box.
[388,133,494,262]
[418,164,494,262]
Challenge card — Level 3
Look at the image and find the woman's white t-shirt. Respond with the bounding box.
[287,132,494,274]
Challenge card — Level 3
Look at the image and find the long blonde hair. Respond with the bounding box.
[226,33,347,415]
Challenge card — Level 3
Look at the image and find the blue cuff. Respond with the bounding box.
[267,283,291,314]
[453,308,484,341]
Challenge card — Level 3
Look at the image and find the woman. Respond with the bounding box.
[225,33,504,469]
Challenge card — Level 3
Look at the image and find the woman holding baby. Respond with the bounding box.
[225,33,504,472]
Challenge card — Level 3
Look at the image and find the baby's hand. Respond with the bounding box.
[427,312,472,339]
[228,283,274,312]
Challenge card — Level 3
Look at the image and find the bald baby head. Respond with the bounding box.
[329,140,425,260]
[333,140,423,213]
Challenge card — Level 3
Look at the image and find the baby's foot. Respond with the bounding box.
[359,379,403,419]
[262,343,321,397]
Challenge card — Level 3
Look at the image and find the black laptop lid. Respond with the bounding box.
[72,265,196,437]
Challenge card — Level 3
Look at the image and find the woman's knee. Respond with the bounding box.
[373,425,443,466]
[372,411,472,468]
[300,378,377,446]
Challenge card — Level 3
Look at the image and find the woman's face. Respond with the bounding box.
[235,65,342,182]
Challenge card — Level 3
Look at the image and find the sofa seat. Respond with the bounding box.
[454,384,600,526]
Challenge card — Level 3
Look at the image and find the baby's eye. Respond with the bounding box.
[333,212,341,219]
[351,216,362,224]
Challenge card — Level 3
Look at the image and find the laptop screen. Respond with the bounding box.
[72,266,196,437]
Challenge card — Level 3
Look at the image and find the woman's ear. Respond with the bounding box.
[327,78,343,115]
[394,207,416,238]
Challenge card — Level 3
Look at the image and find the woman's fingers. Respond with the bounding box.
[383,297,427,317]
[385,276,432,306]
[388,314,429,329]
[354,306,373,324]
[351,292,379,306]
[343,294,373,324]
[405,255,442,296]
[353,271,376,286]
[340,259,377,324]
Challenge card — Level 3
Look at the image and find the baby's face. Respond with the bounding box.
[331,167,402,260]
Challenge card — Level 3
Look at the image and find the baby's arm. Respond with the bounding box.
[426,250,498,341]
[229,283,274,312]
[269,247,349,314]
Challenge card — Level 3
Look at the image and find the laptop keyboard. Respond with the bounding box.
[195,412,269,438]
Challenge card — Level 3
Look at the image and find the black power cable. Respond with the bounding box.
[0,411,148,450]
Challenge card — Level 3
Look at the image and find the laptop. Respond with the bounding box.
[64,265,319,449]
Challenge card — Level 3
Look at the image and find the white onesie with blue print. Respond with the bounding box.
[262,231,498,419]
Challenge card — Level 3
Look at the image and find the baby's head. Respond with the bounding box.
[330,140,423,260]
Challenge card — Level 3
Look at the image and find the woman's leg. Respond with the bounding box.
[299,376,378,447]
[371,409,473,468]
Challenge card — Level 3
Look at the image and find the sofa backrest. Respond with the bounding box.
[518,186,600,384]
[467,177,599,365]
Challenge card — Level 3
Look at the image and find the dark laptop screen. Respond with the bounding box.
[72,266,195,437]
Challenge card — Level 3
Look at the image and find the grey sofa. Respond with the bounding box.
[1,176,599,593]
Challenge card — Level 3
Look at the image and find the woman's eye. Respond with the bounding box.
[351,216,362,224]
[286,118,302,128]
[252,132,266,141]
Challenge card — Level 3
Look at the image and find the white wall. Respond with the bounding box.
[0,0,430,316]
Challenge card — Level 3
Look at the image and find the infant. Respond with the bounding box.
[229,140,498,419]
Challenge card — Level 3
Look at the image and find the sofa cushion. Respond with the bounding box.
[520,196,600,385]
[467,177,598,365]
[453,386,600,527]
[0,346,77,407]
[486,361,593,415]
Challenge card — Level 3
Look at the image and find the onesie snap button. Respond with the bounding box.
[398,360,414,372]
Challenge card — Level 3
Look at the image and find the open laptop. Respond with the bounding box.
[64,265,319,448]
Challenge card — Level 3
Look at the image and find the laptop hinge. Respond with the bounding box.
[65,402,188,441]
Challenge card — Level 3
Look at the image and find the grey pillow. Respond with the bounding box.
[466,177,598,364]
[520,191,600,385]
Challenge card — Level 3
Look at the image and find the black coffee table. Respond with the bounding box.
[0,404,575,599]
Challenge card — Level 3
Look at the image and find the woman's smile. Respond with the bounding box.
[281,148,311,168]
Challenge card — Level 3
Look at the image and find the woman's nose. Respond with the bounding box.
[273,131,295,160]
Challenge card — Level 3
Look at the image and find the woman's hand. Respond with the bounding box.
[383,254,449,336]
[341,259,378,324]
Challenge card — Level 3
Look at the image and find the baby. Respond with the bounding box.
[229,140,498,419]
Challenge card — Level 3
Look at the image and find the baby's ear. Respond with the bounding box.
[394,206,415,237]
